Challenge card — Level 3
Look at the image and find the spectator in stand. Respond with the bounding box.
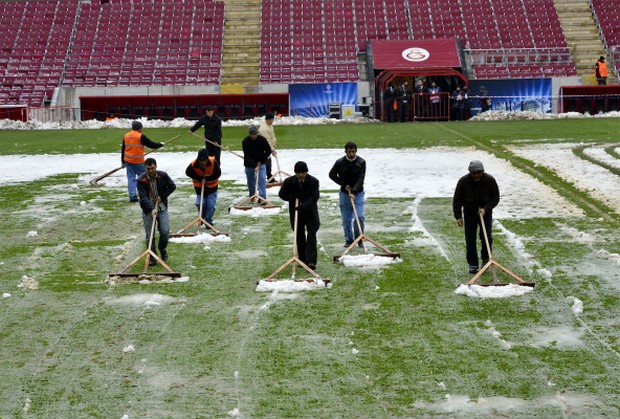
[414,79,426,119]
[383,82,397,122]
[479,85,492,113]
[427,81,442,119]
[595,56,607,85]
[121,121,164,202]
[188,106,223,162]
[451,86,468,121]
[398,81,410,122]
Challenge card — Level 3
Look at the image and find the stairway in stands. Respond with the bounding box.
[553,0,614,84]
[220,0,261,92]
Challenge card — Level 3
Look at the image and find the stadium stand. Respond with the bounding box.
[592,0,620,76]
[0,0,594,108]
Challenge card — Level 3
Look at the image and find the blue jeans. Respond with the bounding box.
[142,208,170,253]
[464,212,492,268]
[125,162,145,201]
[196,191,218,225]
[245,165,267,199]
[339,191,365,243]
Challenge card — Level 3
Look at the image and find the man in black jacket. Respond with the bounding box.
[329,141,366,247]
[452,160,500,273]
[278,161,320,269]
[188,106,223,162]
[137,158,177,265]
[242,125,271,202]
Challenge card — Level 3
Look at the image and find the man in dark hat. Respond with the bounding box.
[452,160,500,273]
[278,161,320,270]
[241,125,272,203]
[258,112,278,182]
[188,106,223,162]
[121,120,164,202]
[185,148,221,228]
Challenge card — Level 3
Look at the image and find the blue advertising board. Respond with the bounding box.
[289,83,357,117]
[467,78,552,116]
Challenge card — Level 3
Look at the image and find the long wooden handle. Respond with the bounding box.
[479,211,493,260]
[89,134,180,186]
[189,131,244,159]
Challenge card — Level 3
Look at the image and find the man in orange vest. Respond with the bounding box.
[121,121,164,202]
[185,148,221,228]
[595,56,608,85]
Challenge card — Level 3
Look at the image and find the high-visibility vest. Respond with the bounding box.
[123,130,145,164]
[191,157,218,189]
[597,61,608,77]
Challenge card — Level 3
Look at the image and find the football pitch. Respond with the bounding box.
[1,118,620,418]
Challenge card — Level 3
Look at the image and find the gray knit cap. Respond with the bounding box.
[468,160,484,172]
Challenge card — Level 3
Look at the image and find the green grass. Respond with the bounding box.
[1,119,620,417]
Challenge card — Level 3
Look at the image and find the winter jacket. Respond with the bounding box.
[452,172,500,219]
[241,135,271,168]
[137,170,176,215]
[329,155,366,193]
[278,174,320,232]
[185,157,220,195]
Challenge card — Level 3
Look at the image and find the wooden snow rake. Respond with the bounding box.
[89,135,180,186]
[264,199,329,283]
[109,210,181,279]
[467,213,535,287]
[333,194,400,262]
[266,153,291,187]
[231,167,281,210]
[170,182,227,237]
[189,131,244,160]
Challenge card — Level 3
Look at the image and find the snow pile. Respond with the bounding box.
[454,283,534,298]
[255,279,331,292]
[229,206,282,216]
[2,110,620,131]
[169,233,231,244]
[337,253,402,267]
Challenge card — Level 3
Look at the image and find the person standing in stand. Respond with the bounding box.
[278,161,320,270]
[398,81,410,122]
[383,82,397,122]
[121,120,164,202]
[188,106,223,162]
[595,56,608,86]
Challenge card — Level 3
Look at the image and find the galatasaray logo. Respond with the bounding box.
[402,47,430,62]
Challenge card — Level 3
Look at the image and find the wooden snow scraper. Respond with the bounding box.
[467,213,535,287]
[263,199,329,284]
[170,182,228,238]
[109,211,181,281]
[333,195,400,262]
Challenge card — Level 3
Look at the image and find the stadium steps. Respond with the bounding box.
[220,0,261,88]
[553,0,615,84]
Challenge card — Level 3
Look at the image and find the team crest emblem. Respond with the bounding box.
[402,47,430,62]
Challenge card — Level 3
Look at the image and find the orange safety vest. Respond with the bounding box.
[123,130,145,164]
[191,157,219,189]
[597,61,607,78]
